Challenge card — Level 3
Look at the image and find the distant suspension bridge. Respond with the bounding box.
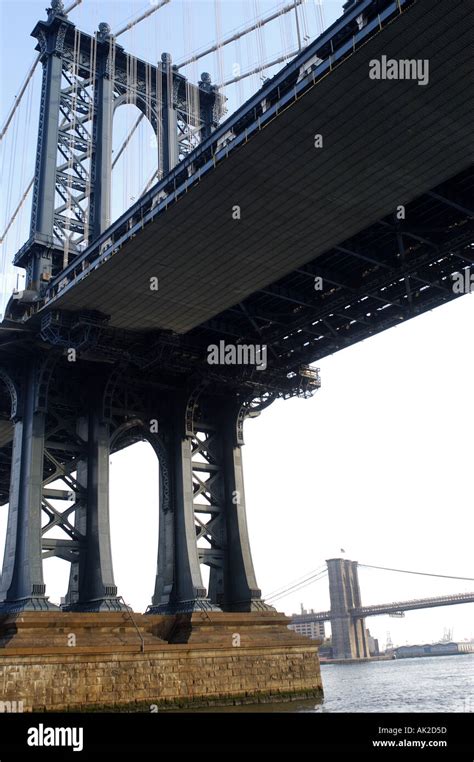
[265,559,474,659]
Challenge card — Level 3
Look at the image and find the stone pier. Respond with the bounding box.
[0,611,323,711]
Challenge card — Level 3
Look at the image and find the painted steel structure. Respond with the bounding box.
[15,0,224,290]
[0,0,472,615]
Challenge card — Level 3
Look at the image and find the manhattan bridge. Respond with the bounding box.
[0,0,472,623]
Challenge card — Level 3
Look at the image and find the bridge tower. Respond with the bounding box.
[327,558,370,659]
[0,1,241,615]
[12,0,224,300]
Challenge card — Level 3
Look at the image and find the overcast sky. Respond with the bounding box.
[1,1,473,649]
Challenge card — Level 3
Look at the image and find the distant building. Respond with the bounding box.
[289,607,325,640]
[366,629,379,656]
[319,641,333,659]
[458,642,474,654]
[394,642,468,658]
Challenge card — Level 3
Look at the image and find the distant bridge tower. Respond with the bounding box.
[327,558,369,659]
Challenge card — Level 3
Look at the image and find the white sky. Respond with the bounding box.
[0,1,473,649]
[103,294,473,649]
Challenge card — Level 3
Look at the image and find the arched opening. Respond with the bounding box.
[111,103,158,226]
[109,424,161,612]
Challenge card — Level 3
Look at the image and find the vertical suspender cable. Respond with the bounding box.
[214,0,225,87]
[0,55,40,143]
[293,0,302,50]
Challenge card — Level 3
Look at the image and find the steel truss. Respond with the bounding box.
[13,2,225,292]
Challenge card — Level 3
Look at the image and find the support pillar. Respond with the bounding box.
[220,407,270,611]
[90,30,115,241]
[150,407,214,613]
[149,395,271,614]
[64,391,124,611]
[161,53,179,175]
[0,365,56,612]
[152,466,174,610]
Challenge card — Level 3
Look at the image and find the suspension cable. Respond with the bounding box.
[114,0,171,38]
[360,564,474,582]
[0,180,34,245]
[265,564,327,599]
[64,0,83,15]
[265,566,327,601]
[176,0,305,69]
[223,48,299,87]
[0,56,40,142]
[0,0,83,143]
[266,570,328,602]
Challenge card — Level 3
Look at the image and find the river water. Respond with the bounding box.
[183,654,474,713]
[315,655,474,713]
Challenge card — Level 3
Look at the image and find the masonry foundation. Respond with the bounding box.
[0,611,323,711]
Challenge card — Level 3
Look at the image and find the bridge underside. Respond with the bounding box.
[2,0,468,399]
[0,0,472,617]
[32,0,472,337]
[1,160,471,504]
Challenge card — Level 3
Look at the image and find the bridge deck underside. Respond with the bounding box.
[44,0,472,335]
[1,0,473,506]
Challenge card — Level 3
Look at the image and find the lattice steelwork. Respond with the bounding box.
[191,427,226,603]
[1,0,471,619]
[15,0,225,292]
[52,34,95,252]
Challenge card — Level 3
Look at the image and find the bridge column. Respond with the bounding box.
[218,403,271,611]
[28,8,73,288]
[89,27,115,241]
[160,53,179,176]
[0,364,57,612]
[64,387,124,611]
[149,395,271,614]
[327,558,369,659]
[150,399,215,613]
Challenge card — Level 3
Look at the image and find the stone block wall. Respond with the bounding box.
[0,611,323,711]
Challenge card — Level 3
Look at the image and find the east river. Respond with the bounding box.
[182,654,473,713]
[315,654,473,713]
